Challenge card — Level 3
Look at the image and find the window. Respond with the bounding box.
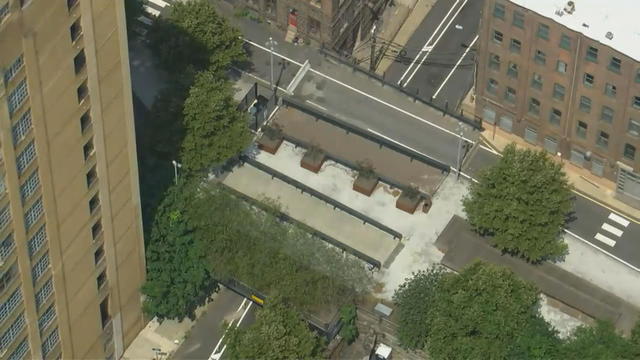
[77,80,88,103]
[0,3,9,24]
[41,328,59,357]
[507,62,518,78]
[94,245,105,265]
[544,136,558,154]
[510,38,521,53]
[83,138,94,160]
[35,278,53,308]
[32,252,50,283]
[579,96,592,113]
[493,30,503,43]
[537,23,549,40]
[86,166,98,188]
[0,289,22,325]
[583,73,594,87]
[549,108,562,125]
[559,34,571,50]
[608,56,621,73]
[596,131,610,148]
[512,10,524,28]
[553,83,565,101]
[528,98,540,115]
[489,54,501,70]
[67,0,79,10]
[0,234,14,261]
[586,46,598,62]
[531,73,543,90]
[601,106,614,123]
[24,197,44,229]
[486,78,498,94]
[8,337,29,360]
[556,60,567,74]
[73,49,86,74]
[493,3,505,19]
[20,170,39,202]
[633,96,640,109]
[0,313,25,351]
[0,264,17,295]
[19,0,32,8]
[70,17,82,42]
[504,87,516,104]
[576,121,588,138]
[534,49,546,65]
[0,205,10,233]
[636,70,640,83]
[27,225,47,258]
[524,127,538,143]
[628,119,640,136]
[80,109,92,133]
[605,83,617,98]
[7,79,29,116]
[89,193,100,214]
[38,304,56,332]
[92,220,103,240]
[3,55,24,84]
[16,141,36,174]
[12,109,32,145]
[99,296,110,328]
[623,144,636,160]
[97,270,107,290]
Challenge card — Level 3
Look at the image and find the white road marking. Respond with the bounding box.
[397,0,462,85]
[403,0,470,87]
[210,302,253,360]
[608,212,630,227]
[243,38,303,66]
[566,229,639,272]
[601,223,624,237]
[594,233,617,247]
[305,100,327,111]
[479,144,501,156]
[432,34,478,99]
[235,298,247,312]
[367,128,450,165]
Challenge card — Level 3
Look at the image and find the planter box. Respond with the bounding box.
[257,134,283,154]
[300,150,326,173]
[353,174,379,196]
[396,191,422,214]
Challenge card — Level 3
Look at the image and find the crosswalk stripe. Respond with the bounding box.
[144,5,161,17]
[601,223,623,237]
[594,233,617,247]
[608,212,630,227]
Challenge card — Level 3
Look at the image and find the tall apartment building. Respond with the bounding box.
[0,0,146,359]
[229,0,387,52]
[476,0,640,208]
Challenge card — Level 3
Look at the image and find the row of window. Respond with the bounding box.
[16,141,36,175]
[27,224,47,258]
[493,2,640,79]
[12,109,32,146]
[0,288,21,325]
[32,251,49,283]
[0,233,14,260]
[0,205,11,232]
[7,337,29,360]
[24,196,43,230]
[0,312,24,351]
[0,263,17,295]
[35,277,54,309]
[42,327,60,357]
[38,303,56,333]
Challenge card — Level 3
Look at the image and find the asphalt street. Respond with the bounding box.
[385,0,483,110]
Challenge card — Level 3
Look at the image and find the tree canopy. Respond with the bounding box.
[560,321,640,360]
[147,0,245,74]
[225,297,324,360]
[180,70,252,173]
[463,143,573,262]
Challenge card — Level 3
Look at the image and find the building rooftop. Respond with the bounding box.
[511,0,640,61]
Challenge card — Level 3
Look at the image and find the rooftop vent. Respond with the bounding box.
[582,23,589,28]
[606,31,614,40]
[564,1,575,14]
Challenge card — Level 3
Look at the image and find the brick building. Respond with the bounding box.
[476,0,640,207]
[230,0,387,52]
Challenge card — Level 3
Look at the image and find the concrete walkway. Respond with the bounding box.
[222,162,401,266]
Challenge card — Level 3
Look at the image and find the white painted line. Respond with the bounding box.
[565,229,639,272]
[236,298,247,312]
[601,223,624,237]
[148,0,169,8]
[137,15,153,26]
[432,34,478,99]
[594,233,617,247]
[608,212,630,228]
[367,128,449,166]
[403,0,470,87]
[210,318,235,357]
[305,100,327,111]
[211,302,253,360]
[479,144,501,156]
[144,5,161,17]
[397,0,462,85]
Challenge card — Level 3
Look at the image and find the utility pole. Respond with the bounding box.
[456,124,464,180]
[266,37,278,90]
[369,24,377,72]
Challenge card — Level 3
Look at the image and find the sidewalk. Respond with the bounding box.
[480,125,640,222]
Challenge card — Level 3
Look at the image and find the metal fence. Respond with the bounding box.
[237,82,280,131]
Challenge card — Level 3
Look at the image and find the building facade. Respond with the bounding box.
[230,0,386,52]
[0,0,146,359]
[475,0,640,207]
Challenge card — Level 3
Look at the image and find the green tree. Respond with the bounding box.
[225,297,324,360]
[463,143,573,262]
[124,0,144,40]
[561,321,639,360]
[339,304,359,344]
[147,0,245,74]
[141,181,216,320]
[394,262,559,359]
[180,70,251,173]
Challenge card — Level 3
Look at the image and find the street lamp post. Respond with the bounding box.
[456,125,464,180]
[172,160,182,185]
[266,37,278,90]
